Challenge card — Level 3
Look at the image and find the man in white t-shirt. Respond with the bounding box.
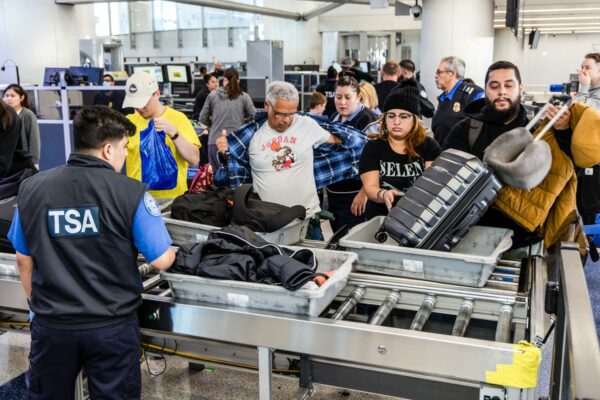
[216,81,340,216]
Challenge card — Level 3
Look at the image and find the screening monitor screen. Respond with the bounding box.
[43,67,67,85]
[68,67,104,86]
[166,64,191,84]
[132,65,164,83]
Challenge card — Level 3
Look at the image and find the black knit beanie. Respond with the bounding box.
[383,79,421,115]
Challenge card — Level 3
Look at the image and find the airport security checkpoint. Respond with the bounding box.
[1,1,600,399]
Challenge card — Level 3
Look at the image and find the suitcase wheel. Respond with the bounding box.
[374,230,388,243]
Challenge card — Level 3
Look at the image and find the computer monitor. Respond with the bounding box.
[43,67,68,86]
[68,67,104,86]
[131,65,165,83]
[359,61,370,73]
[165,64,192,84]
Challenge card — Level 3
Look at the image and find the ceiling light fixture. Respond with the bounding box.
[495,7,600,14]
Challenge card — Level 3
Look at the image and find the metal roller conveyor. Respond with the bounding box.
[368,290,400,325]
[5,247,588,400]
[452,299,474,337]
[331,286,366,321]
[495,304,514,343]
[0,254,18,277]
[138,263,154,277]
[410,295,436,331]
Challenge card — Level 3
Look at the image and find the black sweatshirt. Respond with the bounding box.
[0,106,34,179]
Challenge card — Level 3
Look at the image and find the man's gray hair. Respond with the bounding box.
[441,56,466,79]
[266,81,299,105]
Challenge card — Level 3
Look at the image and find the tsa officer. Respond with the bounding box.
[431,56,484,147]
[8,105,176,400]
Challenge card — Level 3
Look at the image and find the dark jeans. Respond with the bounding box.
[28,316,141,400]
[325,189,367,234]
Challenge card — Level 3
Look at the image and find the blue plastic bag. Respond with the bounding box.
[140,120,178,190]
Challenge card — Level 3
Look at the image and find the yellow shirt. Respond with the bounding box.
[126,107,200,199]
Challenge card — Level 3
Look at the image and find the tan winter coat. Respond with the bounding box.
[493,102,600,251]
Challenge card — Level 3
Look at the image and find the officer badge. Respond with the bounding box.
[129,84,138,94]
[144,193,161,216]
[453,102,461,112]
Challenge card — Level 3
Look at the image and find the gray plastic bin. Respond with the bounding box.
[162,248,356,316]
[162,212,308,246]
[339,216,512,287]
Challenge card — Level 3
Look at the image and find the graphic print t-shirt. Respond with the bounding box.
[248,115,330,215]
[359,137,441,217]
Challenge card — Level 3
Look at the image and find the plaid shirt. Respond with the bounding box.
[215,111,368,190]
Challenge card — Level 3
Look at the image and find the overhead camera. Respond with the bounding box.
[410,4,422,19]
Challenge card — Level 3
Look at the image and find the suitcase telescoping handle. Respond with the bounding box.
[525,99,571,143]
[483,97,572,190]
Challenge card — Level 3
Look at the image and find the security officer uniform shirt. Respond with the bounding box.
[316,79,337,118]
[8,153,172,329]
[432,80,483,147]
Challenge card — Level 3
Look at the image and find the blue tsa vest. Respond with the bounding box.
[432,82,483,147]
[18,153,147,329]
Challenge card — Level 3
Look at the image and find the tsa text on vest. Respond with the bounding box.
[47,207,101,237]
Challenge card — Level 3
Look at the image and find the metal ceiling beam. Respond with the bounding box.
[302,2,345,20]
[55,0,345,21]
[296,0,398,4]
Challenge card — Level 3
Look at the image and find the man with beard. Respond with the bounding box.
[443,60,572,249]
[443,60,570,159]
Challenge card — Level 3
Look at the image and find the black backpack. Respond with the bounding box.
[171,187,234,227]
[232,184,306,233]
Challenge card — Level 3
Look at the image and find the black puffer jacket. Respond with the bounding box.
[170,225,321,290]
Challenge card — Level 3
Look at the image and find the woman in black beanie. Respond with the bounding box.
[358,80,441,219]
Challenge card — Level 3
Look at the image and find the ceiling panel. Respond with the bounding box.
[494,0,600,34]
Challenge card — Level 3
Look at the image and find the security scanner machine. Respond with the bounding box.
[1,225,599,399]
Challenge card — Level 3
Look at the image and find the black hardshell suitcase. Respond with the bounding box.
[0,196,17,253]
[382,149,502,252]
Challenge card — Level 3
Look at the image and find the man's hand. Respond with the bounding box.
[325,134,342,144]
[545,104,571,131]
[216,129,228,154]
[154,118,177,138]
[351,189,368,216]
[577,68,591,87]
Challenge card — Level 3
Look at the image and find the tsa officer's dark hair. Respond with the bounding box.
[485,61,522,85]
[73,105,136,151]
[327,66,338,80]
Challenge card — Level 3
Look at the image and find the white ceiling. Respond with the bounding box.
[493,0,600,34]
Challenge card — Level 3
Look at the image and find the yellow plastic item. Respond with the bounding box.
[485,341,541,388]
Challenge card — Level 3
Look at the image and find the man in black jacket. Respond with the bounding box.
[316,66,338,118]
[374,61,399,109]
[443,60,571,248]
[398,59,435,119]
